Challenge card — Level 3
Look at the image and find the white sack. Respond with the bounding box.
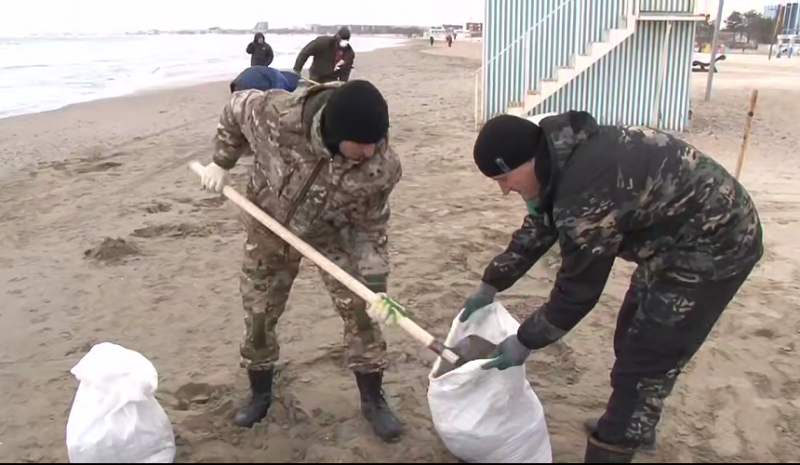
[427,303,552,463]
[66,342,176,463]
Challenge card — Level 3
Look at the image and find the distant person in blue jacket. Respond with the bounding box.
[229,66,300,93]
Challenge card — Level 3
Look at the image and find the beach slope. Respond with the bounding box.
[0,41,799,463]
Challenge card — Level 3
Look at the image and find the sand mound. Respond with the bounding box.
[83,237,140,263]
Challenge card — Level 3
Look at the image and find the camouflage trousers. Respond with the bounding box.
[596,264,755,449]
[237,215,388,373]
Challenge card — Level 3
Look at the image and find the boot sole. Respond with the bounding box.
[583,423,658,454]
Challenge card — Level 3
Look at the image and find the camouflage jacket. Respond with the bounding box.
[212,82,402,278]
[481,111,764,350]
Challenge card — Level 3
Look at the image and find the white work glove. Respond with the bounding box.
[334,59,345,71]
[200,162,230,193]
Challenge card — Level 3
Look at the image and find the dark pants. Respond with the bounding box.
[596,265,754,449]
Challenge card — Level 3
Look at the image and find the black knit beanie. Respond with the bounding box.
[337,27,351,41]
[473,114,545,178]
[321,80,389,148]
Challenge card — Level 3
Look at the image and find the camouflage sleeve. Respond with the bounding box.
[212,89,267,170]
[516,182,620,350]
[347,151,403,280]
[480,210,558,293]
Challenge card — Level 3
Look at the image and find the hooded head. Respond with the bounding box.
[473,114,551,201]
[335,27,351,48]
[253,32,265,44]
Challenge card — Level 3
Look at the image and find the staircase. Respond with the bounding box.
[475,0,640,127]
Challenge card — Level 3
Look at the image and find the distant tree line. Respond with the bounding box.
[695,10,779,48]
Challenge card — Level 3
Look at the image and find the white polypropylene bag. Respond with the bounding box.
[427,303,552,463]
[66,342,176,463]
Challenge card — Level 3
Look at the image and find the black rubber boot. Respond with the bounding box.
[584,418,657,452]
[584,433,636,463]
[234,369,273,428]
[355,371,403,443]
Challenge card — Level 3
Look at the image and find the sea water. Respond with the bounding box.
[0,33,405,119]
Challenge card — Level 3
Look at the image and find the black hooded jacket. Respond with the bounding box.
[481,111,763,351]
[246,33,274,67]
[293,34,355,83]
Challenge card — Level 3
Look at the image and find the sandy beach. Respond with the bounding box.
[1,38,799,463]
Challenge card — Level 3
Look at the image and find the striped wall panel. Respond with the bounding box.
[533,21,696,131]
[639,0,693,13]
[482,0,624,119]
[481,0,697,132]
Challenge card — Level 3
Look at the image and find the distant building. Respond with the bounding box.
[253,22,269,32]
[427,27,447,39]
[764,2,800,34]
[306,24,424,35]
[466,22,483,38]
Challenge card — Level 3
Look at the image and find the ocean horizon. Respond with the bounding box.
[0,33,407,120]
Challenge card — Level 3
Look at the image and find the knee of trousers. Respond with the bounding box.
[599,372,677,447]
[240,312,281,367]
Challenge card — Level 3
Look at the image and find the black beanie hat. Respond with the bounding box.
[473,114,545,178]
[321,80,389,145]
[337,27,351,41]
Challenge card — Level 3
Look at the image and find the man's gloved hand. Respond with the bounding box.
[200,162,230,193]
[482,335,531,371]
[364,274,388,294]
[459,282,498,322]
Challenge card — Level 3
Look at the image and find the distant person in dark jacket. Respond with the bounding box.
[293,27,355,83]
[247,32,274,67]
[229,66,299,93]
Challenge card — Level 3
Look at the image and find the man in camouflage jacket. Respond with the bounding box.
[198,79,403,442]
[463,111,763,463]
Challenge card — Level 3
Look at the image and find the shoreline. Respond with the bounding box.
[0,38,413,123]
[0,40,475,180]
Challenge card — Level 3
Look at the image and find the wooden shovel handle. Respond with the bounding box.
[189,161,460,364]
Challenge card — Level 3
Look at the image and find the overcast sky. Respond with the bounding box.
[0,0,772,35]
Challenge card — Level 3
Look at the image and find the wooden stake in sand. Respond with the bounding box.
[188,161,461,365]
[734,90,759,180]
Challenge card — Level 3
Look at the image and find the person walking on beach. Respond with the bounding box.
[293,27,355,83]
[196,79,403,443]
[247,32,274,67]
[462,112,763,463]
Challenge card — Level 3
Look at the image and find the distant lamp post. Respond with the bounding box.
[704,0,724,101]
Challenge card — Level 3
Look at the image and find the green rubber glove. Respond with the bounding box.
[482,335,532,371]
[459,282,498,322]
[364,274,388,294]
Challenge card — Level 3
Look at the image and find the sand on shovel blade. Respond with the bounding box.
[432,335,497,378]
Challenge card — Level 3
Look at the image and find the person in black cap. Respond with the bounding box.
[463,112,762,463]
[196,79,403,443]
[293,27,355,83]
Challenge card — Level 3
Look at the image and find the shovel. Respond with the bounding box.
[188,161,462,366]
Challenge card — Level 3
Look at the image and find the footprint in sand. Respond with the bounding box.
[131,223,215,239]
[142,201,172,214]
[74,161,123,174]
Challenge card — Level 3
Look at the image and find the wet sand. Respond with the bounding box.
[0,40,799,463]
